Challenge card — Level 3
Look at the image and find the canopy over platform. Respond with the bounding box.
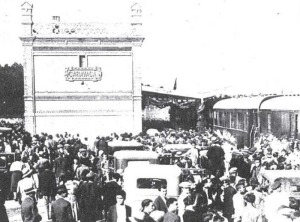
[213,96,274,110]
[260,96,300,110]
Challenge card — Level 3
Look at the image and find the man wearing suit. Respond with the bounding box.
[21,187,42,222]
[222,178,237,222]
[153,185,168,213]
[107,190,131,222]
[53,150,67,184]
[51,184,74,222]
[38,161,56,220]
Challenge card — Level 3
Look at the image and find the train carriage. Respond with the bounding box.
[212,95,300,148]
[260,96,300,139]
[212,96,276,148]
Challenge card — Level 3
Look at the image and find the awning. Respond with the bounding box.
[260,96,300,111]
[213,96,271,110]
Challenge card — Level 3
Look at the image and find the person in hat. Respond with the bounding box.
[177,181,192,221]
[76,158,90,181]
[103,173,122,217]
[79,171,98,222]
[34,151,50,174]
[10,155,24,201]
[17,168,37,203]
[106,190,132,222]
[206,138,225,177]
[228,167,244,187]
[222,177,236,222]
[53,151,67,185]
[51,184,74,222]
[232,184,246,222]
[21,187,42,222]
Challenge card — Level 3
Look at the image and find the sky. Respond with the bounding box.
[1,0,300,95]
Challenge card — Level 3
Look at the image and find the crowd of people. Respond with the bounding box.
[0,119,300,222]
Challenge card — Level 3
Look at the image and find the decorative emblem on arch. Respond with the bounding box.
[65,67,102,82]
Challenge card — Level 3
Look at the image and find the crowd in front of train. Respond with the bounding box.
[0,119,300,222]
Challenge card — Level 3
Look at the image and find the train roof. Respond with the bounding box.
[213,96,271,110]
[260,96,300,110]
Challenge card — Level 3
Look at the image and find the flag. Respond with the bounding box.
[173,77,177,90]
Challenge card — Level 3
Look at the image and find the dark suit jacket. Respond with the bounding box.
[153,195,168,213]
[106,204,131,222]
[223,185,237,217]
[38,170,56,196]
[21,197,41,222]
[51,197,74,222]
[53,156,67,178]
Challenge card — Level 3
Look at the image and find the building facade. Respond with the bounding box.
[20,2,144,138]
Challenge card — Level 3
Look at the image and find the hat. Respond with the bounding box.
[249,147,257,154]
[56,184,68,194]
[116,169,124,175]
[271,180,281,190]
[179,181,192,188]
[229,167,238,174]
[79,148,87,153]
[232,151,242,156]
[57,144,63,149]
[219,175,230,182]
[86,171,95,178]
[175,151,182,157]
[24,187,36,195]
[38,151,44,156]
[22,168,33,178]
[64,144,70,148]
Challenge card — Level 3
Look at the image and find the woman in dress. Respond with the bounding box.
[9,155,24,200]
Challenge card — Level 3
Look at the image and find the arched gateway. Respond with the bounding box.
[20,2,144,138]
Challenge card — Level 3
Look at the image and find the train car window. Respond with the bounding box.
[214,111,218,125]
[244,113,248,131]
[218,112,222,126]
[231,112,236,129]
[267,113,272,133]
[221,112,226,127]
[225,112,230,128]
[238,113,244,130]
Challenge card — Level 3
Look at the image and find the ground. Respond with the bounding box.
[5,199,51,222]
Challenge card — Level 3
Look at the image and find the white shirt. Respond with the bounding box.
[233,192,245,220]
[116,204,126,222]
[10,161,24,172]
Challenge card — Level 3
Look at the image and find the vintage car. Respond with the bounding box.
[113,150,159,171]
[123,164,182,213]
[264,170,300,196]
[0,153,15,199]
[107,141,144,155]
